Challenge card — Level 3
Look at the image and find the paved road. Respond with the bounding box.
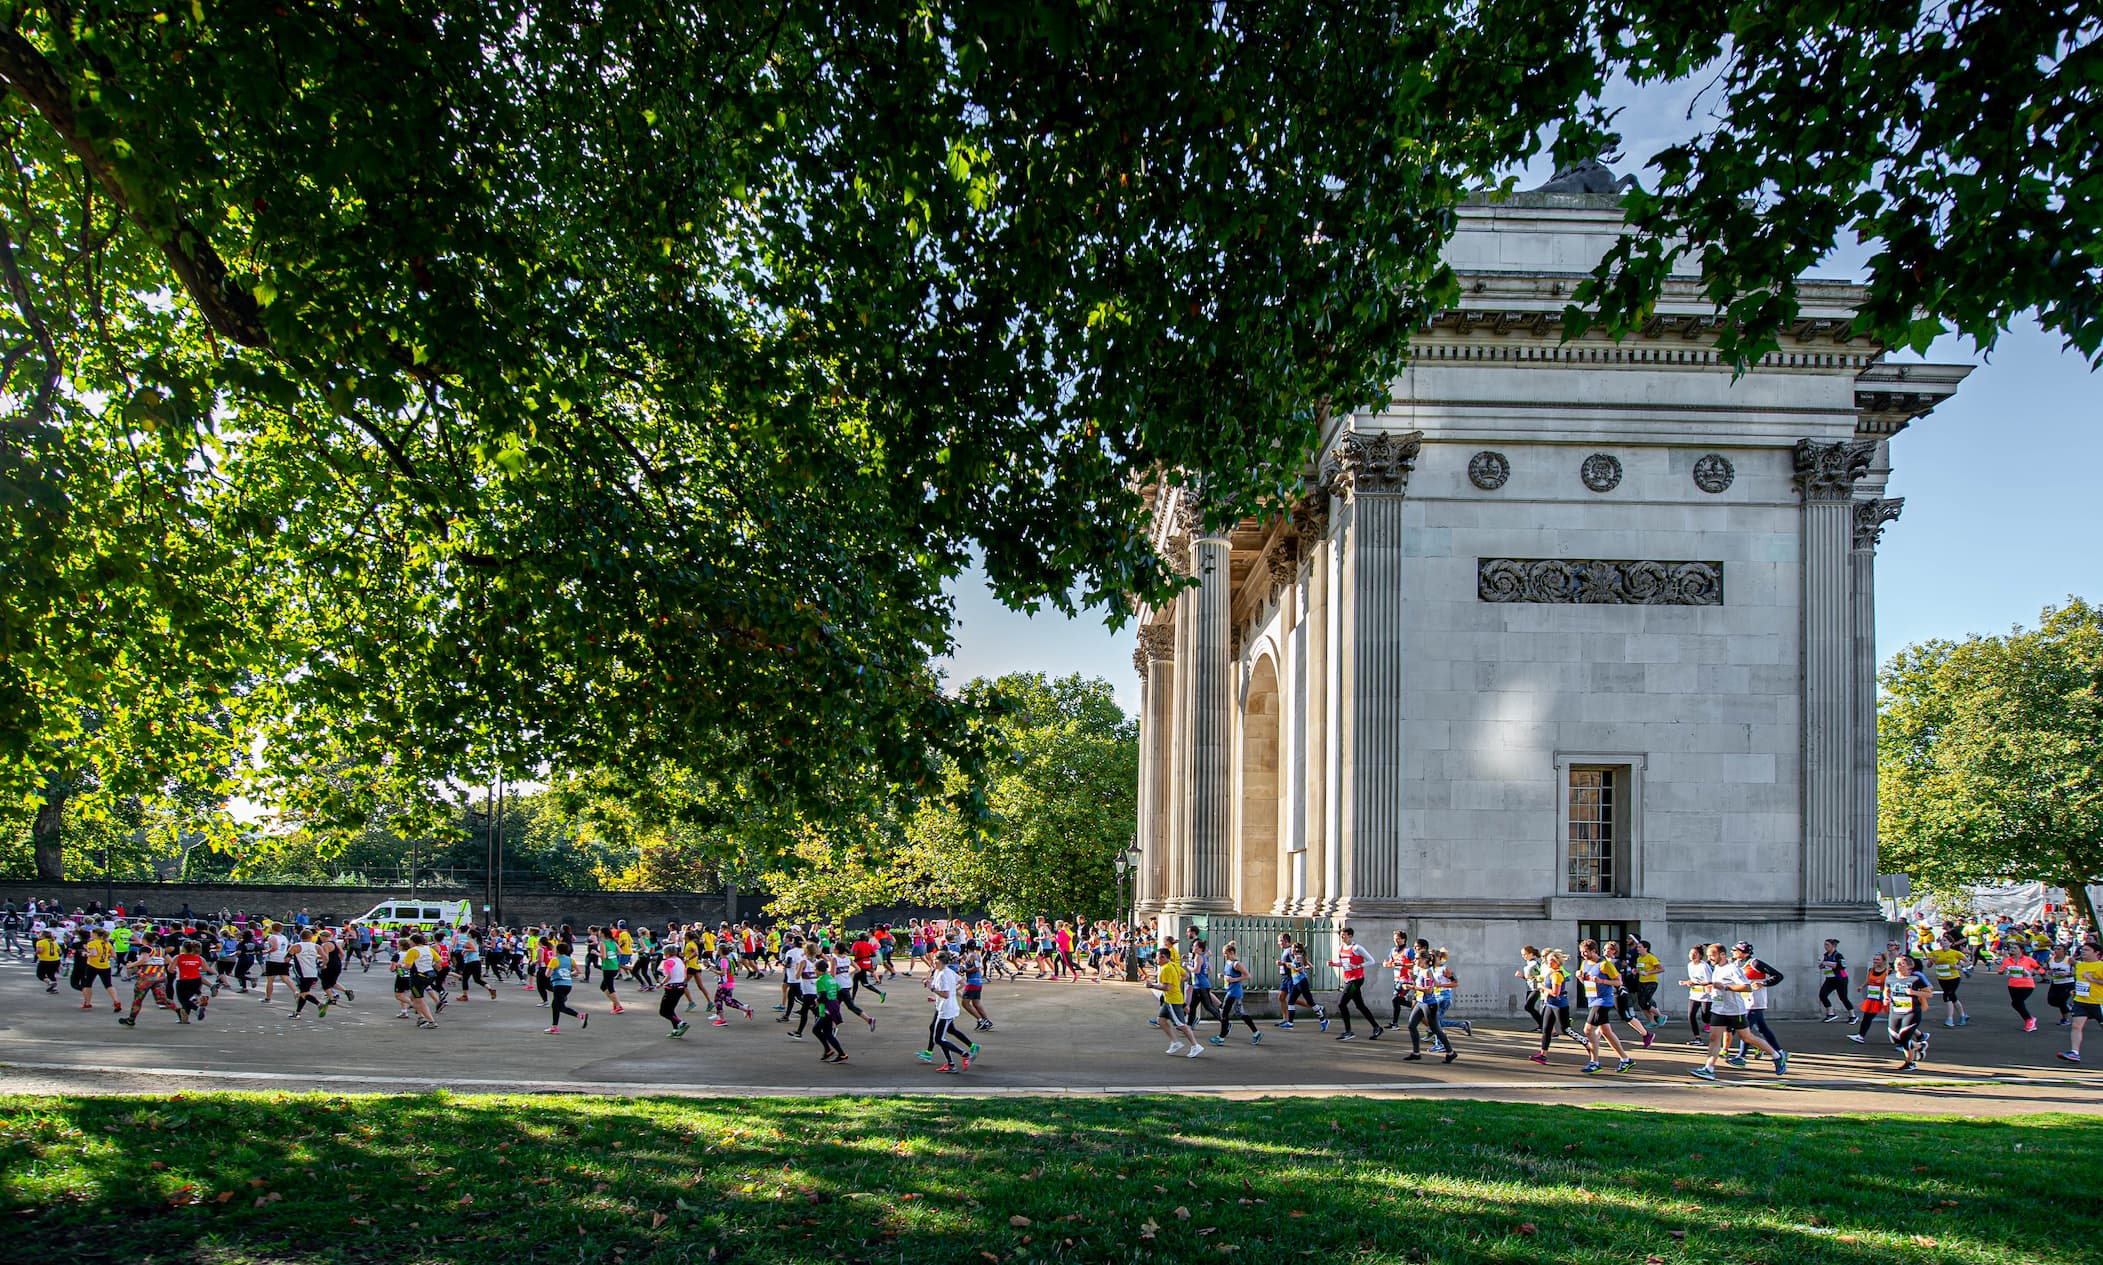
[0,956,2092,1115]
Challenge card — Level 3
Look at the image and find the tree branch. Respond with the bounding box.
[0,26,271,349]
[0,218,58,421]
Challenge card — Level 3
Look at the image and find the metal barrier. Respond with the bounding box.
[1189,914,1339,993]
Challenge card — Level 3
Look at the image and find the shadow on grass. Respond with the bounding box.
[1,1094,2096,1265]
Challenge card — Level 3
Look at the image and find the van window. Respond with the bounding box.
[423,908,442,921]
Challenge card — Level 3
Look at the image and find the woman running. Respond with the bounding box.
[1680,944,1712,1044]
[2045,945,2076,1027]
[709,945,754,1025]
[658,940,691,1037]
[172,938,211,1023]
[1888,953,1933,1070]
[814,958,849,1063]
[79,929,120,1013]
[1530,950,1572,1064]
[1848,952,1890,1044]
[1514,946,1545,1032]
[1209,941,1262,1046]
[597,927,626,1014]
[1575,939,1634,1074]
[2000,941,2042,1032]
[546,938,589,1034]
[1405,955,1457,1064]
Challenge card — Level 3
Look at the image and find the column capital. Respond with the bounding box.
[1290,493,1329,542]
[1851,496,1905,550]
[1792,438,1875,501]
[1320,429,1423,499]
[1132,622,1175,676]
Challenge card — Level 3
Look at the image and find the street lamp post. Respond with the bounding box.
[1119,841,1142,982]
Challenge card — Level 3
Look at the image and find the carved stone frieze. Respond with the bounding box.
[1478,558,1724,606]
[1319,429,1423,498]
[1467,450,1511,491]
[1792,439,1875,501]
[1851,497,1904,550]
[1290,495,1329,543]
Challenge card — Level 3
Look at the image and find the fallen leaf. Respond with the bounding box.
[1837,1235,1859,1245]
[1174,1206,1192,1220]
[214,1192,235,1205]
[1516,1223,1537,1236]
[1288,1210,1307,1218]
[979,1254,999,1263]
[651,1213,667,1229]
[1913,1237,1938,1248]
[1140,1218,1161,1240]
[1668,1231,1687,1241]
[457,1194,474,1206]
[1009,1215,1031,1228]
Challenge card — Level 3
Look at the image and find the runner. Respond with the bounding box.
[1150,938,1202,1059]
[287,929,329,1019]
[1574,939,1633,1074]
[1927,933,1970,1027]
[1186,938,1223,1026]
[398,932,441,1030]
[924,949,969,1072]
[545,937,588,1034]
[33,930,61,992]
[784,937,819,1040]
[258,921,291,1003]
[78,929,119,1013]
[1887,953,1933,1070]
[1404,953,1457,1064]
[172,938,211,1024]
[117,933,176,1027]
[1679,944,1711,1045]
[2046,944,2077,1027]
[1816,938,1855,1022]
[1514,946,1545,1032]
[1999,939,2042,1032]
[597,927,626,1014]
[1273,933,1326,1031]
[1847,952,1891,1044]
[1735,943,1786,1063]
[1530,949,1573,1064]
[1328,927,1384,1042]
[959,943,991,1032]
[813,955,849,1063]
[708,945,754,1026]
[658,940,691,1037]
[1630,938,1665,1029]
[1209,941,1261,1046]
[2060,943,2103,1064]
[317,928,354,1006]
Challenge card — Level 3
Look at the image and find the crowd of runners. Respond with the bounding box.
[5,897,2098,1079]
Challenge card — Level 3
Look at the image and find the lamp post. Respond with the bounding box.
[1118,842,1142,981]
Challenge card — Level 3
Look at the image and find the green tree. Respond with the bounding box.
[1879,599,2103,930]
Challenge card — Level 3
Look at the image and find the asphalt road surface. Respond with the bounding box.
[0,955,2093,1115]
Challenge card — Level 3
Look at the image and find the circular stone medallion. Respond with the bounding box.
[1580,452,1623,493]
[1467,450,1511,491]
[1692,452,1735,493]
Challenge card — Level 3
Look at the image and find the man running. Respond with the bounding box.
[1574,939,1633,1073]
[1273,933,1326,1031]
[2059,943,2103,1064]
[1688,943,1785,1080]
[1328,927,1384,1041]
[1151,938,1202,1059]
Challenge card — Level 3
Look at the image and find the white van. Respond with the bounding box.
[356,899,473,930]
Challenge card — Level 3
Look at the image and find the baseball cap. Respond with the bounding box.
[1731,940,1754,954]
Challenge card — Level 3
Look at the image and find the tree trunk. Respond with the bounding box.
[2070,877,2100,938]
[31,783,65,880]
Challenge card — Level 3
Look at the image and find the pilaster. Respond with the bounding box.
[1849,496,1902,908]
[1794,439,1874,906]
[1133,623,1175,917]
[1170,507,1235,914]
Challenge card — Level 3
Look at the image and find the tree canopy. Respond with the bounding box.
[3,1,2095,875]
[1879,599,2103,930]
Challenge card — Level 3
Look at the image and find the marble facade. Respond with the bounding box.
[1131,192,1970,1015]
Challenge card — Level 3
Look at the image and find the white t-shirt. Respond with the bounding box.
[660,956,687,988]
[931,966,961,1020]
[1684,960,1712,1001]
[783,946,804,987]
[265,933,290,964]
[1706,961,1750,1016]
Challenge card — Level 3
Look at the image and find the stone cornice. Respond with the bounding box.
[1792,439,1875,502]
[1854,362,1973,437]
[1132,622,1174,676]
[1319,429,1422,499]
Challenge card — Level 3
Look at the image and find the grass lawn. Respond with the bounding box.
[1,1093,2094,1264]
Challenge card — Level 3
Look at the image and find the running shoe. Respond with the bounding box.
[785,1030,803,1041]
[79,1003,92,1010]
[1336,1032,1356,1042]
[1641,1031,1654,1049]
[1688,1066,1716,1081]
[671,1022,690,1038]
[1208,1036,1226,1046]
[343,988,354,1002]
[916,1050,935,1063]
[1581,1061,1601,1074]
[2057,1051,2082,1063]
[1847,1034,1866,1044]
[1528,1052,1548,1065]
[1274,1021,1294,1030]
[416,1019,437,1029]
[1943,1018,1955,1027]
[1443,1050,1458,1064]
[1147,1018,1160,1028]
[1403,1052,1422,1062]
[1185,1044,1202,1058]
[1318,1016,1330,1033]
[1685,1038,1706,1047]
[1724,1055,1748,1068]
[1166,1042,1185,1055]
[1367,1026,1383,1041]
[1458,1021,1473,1036]
[936,1063,958,1073]
[1957,1016,1970,1026]
[546,1026,561,1034]
[118,1016,136,1027]
[2024,1018,2038,1032]
[960,1055,972,1071]
[582,1012,590,1030]
[712,1017,728,1026]
[1616,1058,1634,1073]
[1250,1033,1261,1045]
[1821,1013,1840,1023]
[610,1005,624,1015]
[1773,1051,1789,1076]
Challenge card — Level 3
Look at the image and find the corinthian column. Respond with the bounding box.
[1321,428,1421,919]
[1173,506,1235,913]
[1850,496,1902,907]
[1794,439,1874,906]
[1133,623,1175,917]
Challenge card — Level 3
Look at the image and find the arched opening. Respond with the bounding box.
[1238,657,1281,914]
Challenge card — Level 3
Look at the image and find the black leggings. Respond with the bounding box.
[2009,985,2034,1021]
[1187,986,1222,1024]
[550,984,581,1027]
[928,1015,964,1065]
[1819,977,1854,1011]
[1523,993,1544,1028]
[1688,1001,1708,1038]
[1540,1006,1572,1051]
[1217,996,1259,1038]
[1856,1009,1882,1037]
[1335,980,1379,1033]
[786,991,816,1034]
[815,1005,846,1057]
[659,986,684,1028]
[1408,1000,1447,1055]
[2048,983,2074,1019]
